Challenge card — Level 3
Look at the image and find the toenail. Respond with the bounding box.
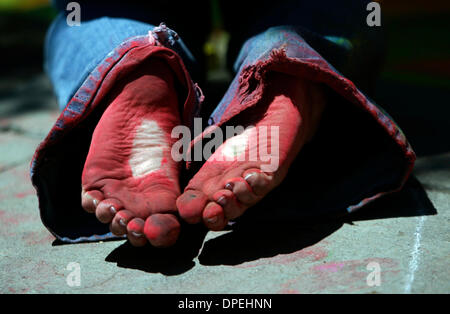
[110,206,117,215]
[131,231,143,237]
[225,182,234,191]
[207,216,218,224]
[119,219,127,227]
[244,173,255,182]
[217,196,227,207]
[93,199,98,207]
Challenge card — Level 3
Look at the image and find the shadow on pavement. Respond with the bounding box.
[104,223,208,275]
[101,174,436,272]
[344,175,437,222]
[100,172,436,274]
[198,175,436,267]
[199,220,342,267]
[35,5,444,274]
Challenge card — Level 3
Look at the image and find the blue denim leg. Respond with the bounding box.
[45,13,195,110]
[33,15,200,243]
[206,26,415,218]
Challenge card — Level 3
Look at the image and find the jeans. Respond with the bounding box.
[47,0,384,110]
[32,0,415,243]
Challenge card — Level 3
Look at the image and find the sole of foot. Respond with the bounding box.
[176,72,326,231]
[81,59,183,247]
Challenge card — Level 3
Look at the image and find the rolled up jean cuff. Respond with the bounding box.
[32,24,201,243]
[206,26,415,217]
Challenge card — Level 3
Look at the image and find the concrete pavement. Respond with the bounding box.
[0,73,448,294]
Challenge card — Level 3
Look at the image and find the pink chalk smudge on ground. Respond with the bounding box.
[23,231,55,246]
[237,245,328,268]
[8,287,30,294]
[0,209,32,226]
[278,289,301,294]
[15,189,36,199]
[313,262,345,272]
[279,258,400,293]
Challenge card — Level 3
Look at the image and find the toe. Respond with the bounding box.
[242,169,273,196]
[213,188,246,220]
[202,202,228,231]
[95,199,123,223]
[144,213,180,247]
[226,177,258,205]
[81,189,104,213]
[127,218,147,247]
[176,190,209,224]
[110,209,134,236]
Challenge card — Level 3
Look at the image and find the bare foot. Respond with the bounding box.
[81,59,182,247]
[176,72,326,230]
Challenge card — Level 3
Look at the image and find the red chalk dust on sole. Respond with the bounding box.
[177,72,326,230]
[81,59,183,247]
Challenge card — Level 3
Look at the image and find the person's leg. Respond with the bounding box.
[80,58,183,247]
[33,9,201,245]
[176,72,326,229]
[222,0,385,96]
[45,13,196,110]
[176,2,415,228]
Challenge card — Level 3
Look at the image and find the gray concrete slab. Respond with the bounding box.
[1,3,449,295]
[0,150,448,293]
[0,131,42,172]
[0,74,448,294]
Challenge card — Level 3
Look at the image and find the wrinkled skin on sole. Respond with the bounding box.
[177,72,326,231]
[81,59,182,247]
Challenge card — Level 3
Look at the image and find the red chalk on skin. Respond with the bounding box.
[177,72,326,230]
[81,59,183,247]
[144,213,180,247]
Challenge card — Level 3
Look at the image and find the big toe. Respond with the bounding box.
[144,213,180,247]
[176,190,209,224]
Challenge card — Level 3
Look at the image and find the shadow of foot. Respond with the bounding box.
[198,175,436,266]
[199,219,342,266]
[344,175,437,222]
[105,222,208,275]
[100,174,435,271]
